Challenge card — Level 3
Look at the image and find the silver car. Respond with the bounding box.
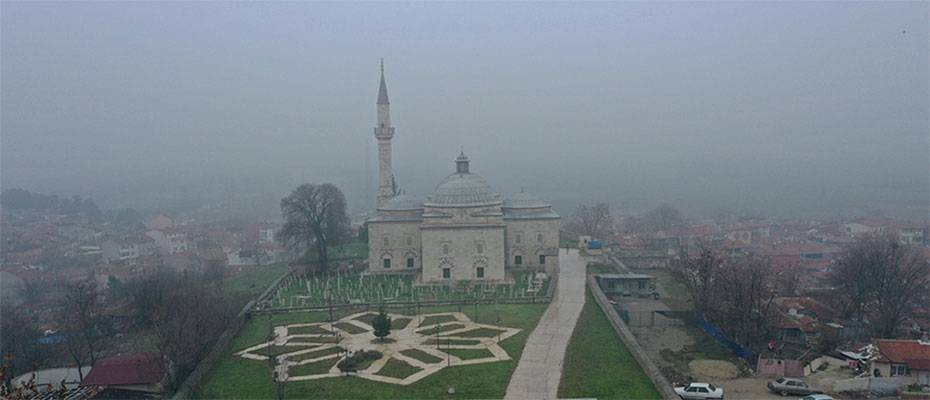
[767,377,821,396]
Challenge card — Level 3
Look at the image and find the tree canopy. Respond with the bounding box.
[276,183,351,273]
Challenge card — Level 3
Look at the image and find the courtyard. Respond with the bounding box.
[198,302,548,399]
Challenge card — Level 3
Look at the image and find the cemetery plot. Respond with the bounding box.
[265,271,550,308]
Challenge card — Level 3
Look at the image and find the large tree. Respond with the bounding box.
[831,236,929,337]
[276,183,351,273]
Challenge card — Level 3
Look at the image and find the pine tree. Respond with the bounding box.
[372,308,391,342]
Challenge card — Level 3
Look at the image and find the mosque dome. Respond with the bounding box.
[377,193,423,211]
[502,190,551,209]
[424,152,501,207]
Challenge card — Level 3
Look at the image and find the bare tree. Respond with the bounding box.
[276,183,351,273]
[775,263,802,297]
[832,236,929,338]
[570,203,612,239]
[676,251,776,352]
[127,269,236,392]
[642,203,684,232]
[59,278,108,381]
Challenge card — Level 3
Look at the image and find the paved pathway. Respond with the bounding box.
[504,248,587,400]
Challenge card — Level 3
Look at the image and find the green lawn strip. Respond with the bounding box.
[454,327,504,338]
[290,347,345,363]
[375,357,422,379]
[416,323,465,335]
[223,263,291,296]
[391,318,411,329]
[557,287,660,399]
[353,313,378,325]
[423,338,481,346]
[399,349,443,364]
[289,336,339,345]
[288,325,333,335]
[290,356,343,376]
[442,348,493,360]
[333,322,369,334]
[419,315,458,327]
[198,303,548,399]
[254,345,316,358]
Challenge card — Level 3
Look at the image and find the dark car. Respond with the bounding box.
[767,377,821,396]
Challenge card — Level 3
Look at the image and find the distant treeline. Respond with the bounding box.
[1,188,101,218]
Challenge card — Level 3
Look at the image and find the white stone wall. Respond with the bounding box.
[420,226,505,282]
[504,218,561,269]
[368,221,421,272]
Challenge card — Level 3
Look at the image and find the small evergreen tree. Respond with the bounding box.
[372,308,391,341]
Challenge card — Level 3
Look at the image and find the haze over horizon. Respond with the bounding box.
[3,2,928,220]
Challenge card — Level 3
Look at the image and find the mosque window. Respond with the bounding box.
[477,243,484,254]
[476,267,485,278]
[443,243,450,255]
[383,258,391,269]
[539,255,546,265]
[383,237,389,247]
[515,234,522,244]
[407,258,415,268]
[442,268,451,279]
[515,255,523,265]
[537,233,543,243]
[407,236,413,246]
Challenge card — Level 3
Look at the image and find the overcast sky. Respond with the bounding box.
[2,2,927,219]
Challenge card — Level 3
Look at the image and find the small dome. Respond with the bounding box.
[503,190,551,209]
[378,194,422,211]
[425,173,501,207]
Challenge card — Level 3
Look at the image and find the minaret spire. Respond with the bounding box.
[374,60,396,207]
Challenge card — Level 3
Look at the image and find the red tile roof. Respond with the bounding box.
[875,339,930,370]
[80,353,164,387]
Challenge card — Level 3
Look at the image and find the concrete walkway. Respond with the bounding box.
[504,248,587,400]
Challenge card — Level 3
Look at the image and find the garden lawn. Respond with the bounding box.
[197,302,548,399]
[223,263,291,296]
[557,287,660,400]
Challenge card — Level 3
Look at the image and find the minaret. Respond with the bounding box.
[375,59,396,207]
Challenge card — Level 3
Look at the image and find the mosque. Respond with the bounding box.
[366,64,560,283]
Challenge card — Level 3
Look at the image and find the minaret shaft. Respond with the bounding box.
[375,62,395,207]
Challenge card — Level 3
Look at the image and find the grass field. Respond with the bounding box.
[557,287,660,400]
[223,263,292,297]
[197,302,548,399]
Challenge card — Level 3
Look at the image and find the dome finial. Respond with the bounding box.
[455,151,470,174]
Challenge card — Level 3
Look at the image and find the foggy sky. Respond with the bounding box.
[2,2,928,219]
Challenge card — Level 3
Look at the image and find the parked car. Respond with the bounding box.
[674,382,724,400]
[767,377,821,396]
[800,395,834,400]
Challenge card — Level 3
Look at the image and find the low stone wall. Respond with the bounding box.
[250,295,552,316]
[587,274,678,400]
[172,270,292,399]
[834,376,914,396]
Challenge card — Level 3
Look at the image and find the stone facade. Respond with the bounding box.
[366,65,559,283]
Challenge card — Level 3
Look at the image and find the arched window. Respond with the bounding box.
[383,237,389,247]
[443,243,450,255]
[537,233,543,243]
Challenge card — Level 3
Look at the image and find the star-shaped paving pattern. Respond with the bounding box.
[235,311,521,385]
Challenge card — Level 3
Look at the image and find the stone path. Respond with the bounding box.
[504,248,587,400]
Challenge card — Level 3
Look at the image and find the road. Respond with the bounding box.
[504,248,587,400]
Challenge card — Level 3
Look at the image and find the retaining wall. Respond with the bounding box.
[587,274,679,400]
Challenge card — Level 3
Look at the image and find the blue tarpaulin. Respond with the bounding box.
[695,315,752,359]
[587,239,602,249]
